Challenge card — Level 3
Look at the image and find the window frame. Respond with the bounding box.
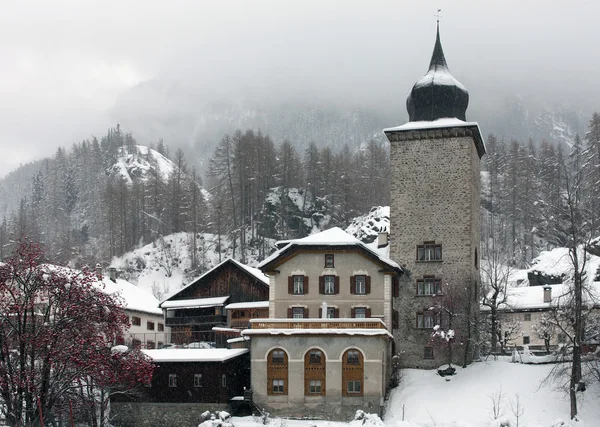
[272,379,285,394]
[424,346,434,359]
[524,313,531,321]
[293,275,304,295]
[354,307,367,319]
[131,316,141,326]
[416,242,442,262]
[272,350,285,364]
[347,380,361,394]
[416,311,439,329]
[323,275,335,294]
[309,350,322,364]
[147,321,155,331]
[416,277,442,296]
[346,350,360,365]
[158,323,164,332]
[292,307,305,319]
[194,374,203,387]
[168,374,177,388]
[309,379,322,394]
[267,348,288,396]
[355,275,366,295]
[221,374,227,387]
[523,336,530,345]
[324,254,334,268]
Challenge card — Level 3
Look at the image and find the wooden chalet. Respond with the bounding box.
[160,258,269,345]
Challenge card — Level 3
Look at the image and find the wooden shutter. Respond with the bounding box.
[334,276,340,294]
[350,276,356,294]
[304,276,309,294]
[393,277,399,297]
[287,308,293,318]
[366,308,371,318]
[318,308,322,318]
[393,309,399,328]
[267,350,288,396]
[351,307,356,318]
[334,308,339,318]
[365,276,371,294]
[288,276,293,294]
[304,307,309,318]
[319,276,324,294]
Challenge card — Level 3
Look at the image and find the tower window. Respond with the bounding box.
[417,242,442,261]
[417,277,442,296]
[424,346,434,359]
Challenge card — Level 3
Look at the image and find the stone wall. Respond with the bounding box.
[389,134,481,368]
[111,402,230,427]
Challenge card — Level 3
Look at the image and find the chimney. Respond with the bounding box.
[95,263,103,278]
[543,287,552,303]
[377,232,389,248]
[108,267,117,283]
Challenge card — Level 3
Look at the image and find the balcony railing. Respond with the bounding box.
[249,319,385,330]
[165,315,227,326]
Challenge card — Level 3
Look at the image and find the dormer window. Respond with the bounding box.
[543,287,552,303]
[417,242,442,261]
[325,254,335,268]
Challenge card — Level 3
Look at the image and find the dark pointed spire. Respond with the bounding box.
[428,22,448,70]
[406,22,469,122]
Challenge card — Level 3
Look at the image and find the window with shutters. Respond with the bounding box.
[351,275,371,294]
[324,275,335,294]
[291,276,305,294]
[342,349,363,396]
[319,306,338,318]
[267,349,288,395]
[305,349,326,396]
[353,307,367,319]
[291,307,305,319]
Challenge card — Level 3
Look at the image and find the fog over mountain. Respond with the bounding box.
[1,1,598,176]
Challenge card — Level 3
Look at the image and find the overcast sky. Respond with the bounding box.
[0,0,598,176]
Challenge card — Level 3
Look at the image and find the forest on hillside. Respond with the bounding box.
[0,113,598,271]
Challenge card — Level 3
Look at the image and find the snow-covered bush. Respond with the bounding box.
[350,410,384,427]
[198,410,233,427]
[490,418,512,427]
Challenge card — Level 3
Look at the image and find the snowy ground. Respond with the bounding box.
[231,358,600,427]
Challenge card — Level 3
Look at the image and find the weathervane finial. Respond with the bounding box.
[434,8,442,24]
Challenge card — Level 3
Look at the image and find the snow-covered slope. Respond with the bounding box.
[107,145,174,185]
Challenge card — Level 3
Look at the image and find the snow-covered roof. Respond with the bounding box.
[258,227,401,271]
[162,257,269,302]
[36,264,162,316]
[493,282,600,312]
[142,348,248,362]
[242,328,393,339]
[160,295,229,309]
[98,276,162,316]
[225,301,269,310]
[227,337,249,344]
[383,118,479,133]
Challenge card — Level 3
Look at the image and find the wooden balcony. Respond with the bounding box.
[165,315,227,327]
[249,319,386,330]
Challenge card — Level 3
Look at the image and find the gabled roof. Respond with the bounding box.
[258,227,401,273]
[161,257,269,303]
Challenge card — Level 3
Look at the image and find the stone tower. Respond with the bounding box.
[385,23,485,368]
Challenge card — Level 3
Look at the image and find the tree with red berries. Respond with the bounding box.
[0,239,154,426]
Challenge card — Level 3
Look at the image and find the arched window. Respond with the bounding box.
[267,349,288,395]
[342,349,364,396]
[304,349,326,396]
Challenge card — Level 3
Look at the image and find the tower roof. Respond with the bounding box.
[406,23,469,122]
